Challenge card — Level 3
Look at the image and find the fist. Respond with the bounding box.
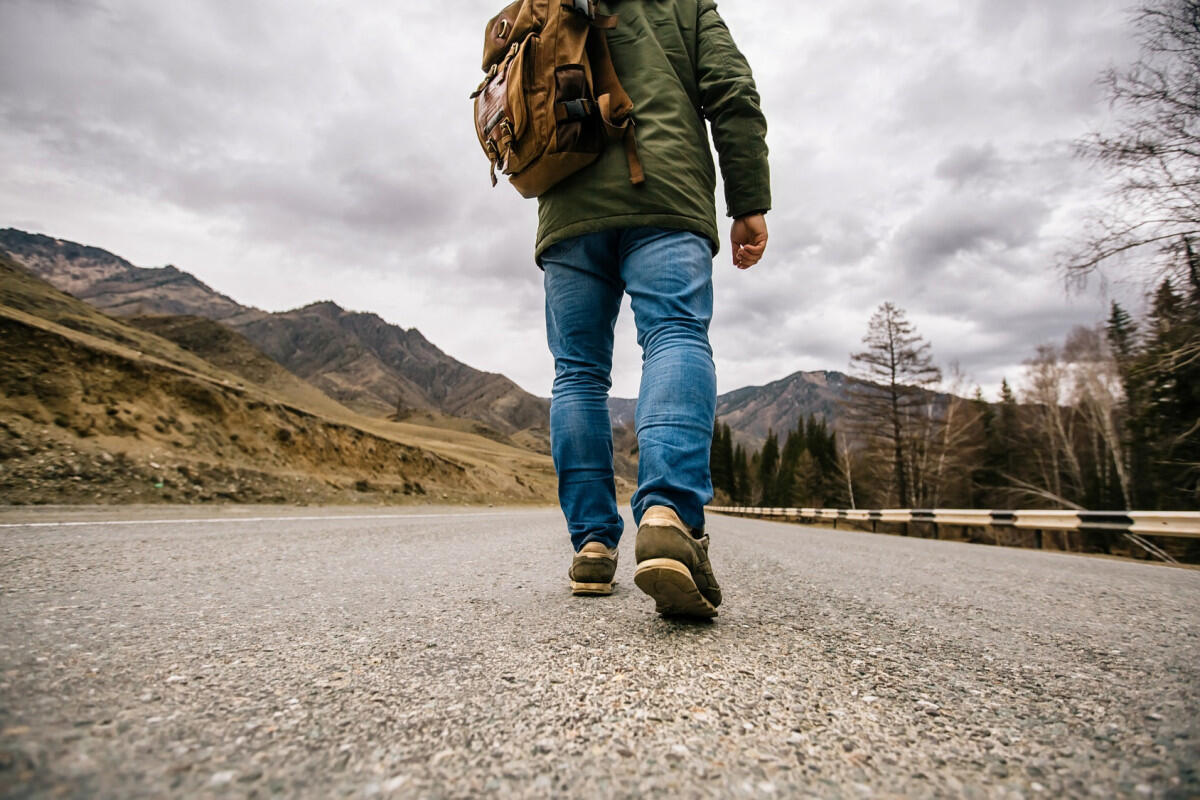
[731,213,767,269]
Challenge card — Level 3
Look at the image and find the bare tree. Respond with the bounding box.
[1064,0,1200,285]
[922,365,984,508]
[844,303,942,507]
[837,431,857,510]
[1017,329,1137,510]
[1064,326,1134,508]
[1021,344,1085,503]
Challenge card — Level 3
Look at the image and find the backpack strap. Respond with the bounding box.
[587,24,645,186]
[622,121,644,185]
[563,0,617,23]
[596,95,644,185]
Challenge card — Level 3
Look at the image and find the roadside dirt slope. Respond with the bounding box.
[0,229,553,439]
[0,259,558,505]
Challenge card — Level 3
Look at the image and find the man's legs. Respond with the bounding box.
[618,228,717,532]
[542,232,625,552]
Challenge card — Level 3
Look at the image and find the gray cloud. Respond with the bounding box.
[895,194,1051,273]
[0,0,1146,399]
[934,144,1002,187]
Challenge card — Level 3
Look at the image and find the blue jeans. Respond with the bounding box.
[542,227,717,552]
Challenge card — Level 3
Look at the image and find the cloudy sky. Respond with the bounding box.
[0,0,1145,399]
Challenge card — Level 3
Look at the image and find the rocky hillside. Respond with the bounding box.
[0,229,247,319]
[127,314,354,415]
[231,300,549,432]
[0,257,558,506]
[0,228,550,437]
[715,370,849,449]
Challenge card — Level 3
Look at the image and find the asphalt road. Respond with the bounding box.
[0,505,1197,799]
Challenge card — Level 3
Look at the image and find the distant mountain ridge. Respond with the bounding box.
[0,228,550,438]
[1,231,247,320]
[716,370,848,448]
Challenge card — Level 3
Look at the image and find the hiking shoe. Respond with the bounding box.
[569,542,619,596]
[633,505,722,618]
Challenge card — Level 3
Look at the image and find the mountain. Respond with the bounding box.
[0,230,247,320]
[715,370,849,449]
[0,228,550,439]
[608,397,638,428]
[231,300,549,433]
[607,374,847,453]
[0,228,859,459]
[125,314,350,413]
[0,255,560,505]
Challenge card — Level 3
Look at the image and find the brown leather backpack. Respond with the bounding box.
[471,0,644,198]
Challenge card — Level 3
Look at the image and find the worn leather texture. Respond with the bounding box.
[473,0,640,198]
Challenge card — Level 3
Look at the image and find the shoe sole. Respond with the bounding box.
[633,558,718,618]
[570,581,614,596]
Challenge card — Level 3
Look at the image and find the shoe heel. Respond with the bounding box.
[570,580,614,596]
[633,558,717,618]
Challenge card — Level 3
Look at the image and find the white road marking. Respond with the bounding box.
[0,511,525,530]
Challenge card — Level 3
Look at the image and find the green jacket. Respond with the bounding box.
[534,0,771,261]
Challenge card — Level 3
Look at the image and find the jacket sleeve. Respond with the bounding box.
[695,0,771,219]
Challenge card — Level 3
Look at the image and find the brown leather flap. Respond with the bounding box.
[482,0,536,71]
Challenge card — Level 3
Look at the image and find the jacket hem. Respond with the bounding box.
[535,213,720,266]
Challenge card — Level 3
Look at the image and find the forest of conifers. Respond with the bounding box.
[712,274,1199,513]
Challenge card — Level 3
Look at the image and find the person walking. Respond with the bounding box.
[541,0,771,617]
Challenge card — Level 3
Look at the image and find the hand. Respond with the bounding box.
[730,213,767,270]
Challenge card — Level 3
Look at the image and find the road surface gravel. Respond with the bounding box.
[0,505,1197,798]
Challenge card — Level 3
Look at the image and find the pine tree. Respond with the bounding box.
[732,444,750,505]
[774,449,796,508]
[774,417,806,507]
[807,415,838,478]
[998,378,1018,478]
[970,387,994,505]
[758,430,780,506]
[1140,276,1200,506]
[1107,301,1148,505]
[843,302,943,507]
[721,423,736,500]
[793,451,819,507]
[1107,302,1138,366]
[710,420,731,497]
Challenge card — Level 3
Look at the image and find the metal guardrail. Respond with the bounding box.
[707,506,1200,539]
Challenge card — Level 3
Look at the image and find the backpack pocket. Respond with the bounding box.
[474,35,538,176]
[554,65,603,153]
[504,36,533,142]
[497,34,551,176]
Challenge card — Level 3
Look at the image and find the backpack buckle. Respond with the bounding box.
[564,0,593,19]
[557,98,595,121]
